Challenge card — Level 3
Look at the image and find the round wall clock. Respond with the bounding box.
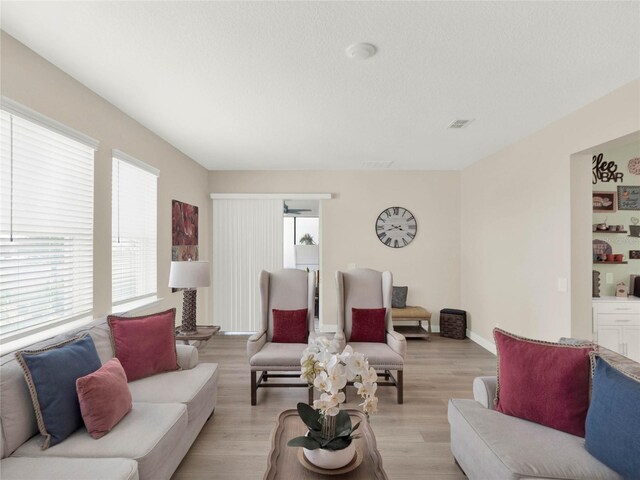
[375,207,417,248]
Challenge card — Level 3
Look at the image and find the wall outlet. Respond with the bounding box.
[557,277,568,293]
[347,263,356,270]
[606,273,614,284]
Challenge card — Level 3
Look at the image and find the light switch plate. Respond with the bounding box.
[347,263,356,270]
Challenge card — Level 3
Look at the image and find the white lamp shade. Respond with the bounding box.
[168,261,210,289]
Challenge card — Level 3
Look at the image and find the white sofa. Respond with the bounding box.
[448,376,621,480]
[0,318,218,480]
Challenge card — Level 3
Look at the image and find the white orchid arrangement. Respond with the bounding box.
[288,336,378,451]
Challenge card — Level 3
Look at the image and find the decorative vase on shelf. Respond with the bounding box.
[287,337,378,470]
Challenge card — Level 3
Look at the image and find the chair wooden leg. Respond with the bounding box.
[251,371,257,406]
[308,387,313,405]
[264,370,268,381]
[397,370,404,404]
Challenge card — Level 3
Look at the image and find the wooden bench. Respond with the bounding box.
[391,306,432,340]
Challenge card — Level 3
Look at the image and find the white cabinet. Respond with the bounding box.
[593,297,640,362]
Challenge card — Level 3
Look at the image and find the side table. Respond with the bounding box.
[175,325,220,345]
[264,409,387,479]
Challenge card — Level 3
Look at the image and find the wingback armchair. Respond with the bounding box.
[247,269,316,405]
[335,268,407,403]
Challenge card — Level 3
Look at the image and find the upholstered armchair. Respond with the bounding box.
[335,268,407,403]
[247,269,316,405]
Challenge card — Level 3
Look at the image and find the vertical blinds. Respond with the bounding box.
[213,199,283,332]
[0,110,95,336]
[111,152,158,305]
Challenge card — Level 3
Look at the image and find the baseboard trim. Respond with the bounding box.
[467,329,496,355]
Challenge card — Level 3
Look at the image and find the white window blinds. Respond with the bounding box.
[0,109,95,337]
[111,151,158,306]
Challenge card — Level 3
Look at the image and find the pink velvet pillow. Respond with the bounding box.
[494,328,595,437]
[272,308,308,343]
[350,308,386,342]
[76,358,132,439]
[108,309,180,381]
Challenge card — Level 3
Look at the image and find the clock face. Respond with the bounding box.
[375,207,417,248]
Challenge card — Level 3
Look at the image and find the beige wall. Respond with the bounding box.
[1,32,211,324]
[209,171,461,330]
[462,79,640,348]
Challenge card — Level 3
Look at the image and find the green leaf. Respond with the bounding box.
[287,435,322,450]
[335,410,352,432]
[297,402,321,431]
[351,421,362,433]
[323,436,352,451]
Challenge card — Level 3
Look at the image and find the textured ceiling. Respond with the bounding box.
[1,1,639,170]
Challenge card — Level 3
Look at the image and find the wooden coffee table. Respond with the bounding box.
[264,409,387,479]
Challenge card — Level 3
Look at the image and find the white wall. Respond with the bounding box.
[209,171,461,330]
[1,32,212,324]
[461,79,640,347]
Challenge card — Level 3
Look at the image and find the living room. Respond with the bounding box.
[1,2,639,479]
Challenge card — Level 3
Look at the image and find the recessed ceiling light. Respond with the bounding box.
[345,43,377,60]
[448,119,475,129]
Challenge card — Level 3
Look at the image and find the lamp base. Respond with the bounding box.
[180,289,198,334]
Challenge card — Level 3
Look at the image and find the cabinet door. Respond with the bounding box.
[598,326,623,354]
[623,326,640,362]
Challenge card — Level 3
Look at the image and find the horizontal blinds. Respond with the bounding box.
[0,110,94,336]
[112,155,157,305]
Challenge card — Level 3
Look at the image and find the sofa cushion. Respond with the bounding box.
[128,363,218,422]
[448,399,622,480]
[15,335,102,449]
[585,355,640,479]
[13,402,187,480]
[493,328,594,437]
[108,309,180,381]
[0,457,138,480]
[249,342,309,368]
[76,358,132,439]
[271,308,308,343]
[350,308,386,342]
[347,342,404,369]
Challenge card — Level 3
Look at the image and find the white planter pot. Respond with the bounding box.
[303,442,356,469]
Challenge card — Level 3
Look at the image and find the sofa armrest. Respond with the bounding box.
[247,330,267,359]
[386,330,407,360]
[176,344,199,370]
[473,376,497,409]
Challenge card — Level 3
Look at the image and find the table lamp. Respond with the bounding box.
[168,260,210,334]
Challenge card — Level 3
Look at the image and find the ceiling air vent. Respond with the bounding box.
[448,119,474,129]
[362,161,395,169]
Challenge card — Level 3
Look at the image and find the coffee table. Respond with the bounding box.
[264,409,387,479]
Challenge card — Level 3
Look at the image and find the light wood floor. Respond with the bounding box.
[171,334,496,480]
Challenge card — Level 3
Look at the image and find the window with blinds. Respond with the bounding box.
[111,151,158,306]
[0,108,95,338]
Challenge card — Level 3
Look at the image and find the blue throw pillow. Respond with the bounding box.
[15,335,102,449]
[585,355,640,478]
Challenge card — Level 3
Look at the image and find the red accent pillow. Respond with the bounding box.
[76,358,132,439]
[272,309,308,343]
[351,308,386,342]
[108,309,180,381]
[494,328,595,437]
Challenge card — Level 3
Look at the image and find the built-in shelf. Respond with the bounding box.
[594,261,629,264]
[593,230,628,234]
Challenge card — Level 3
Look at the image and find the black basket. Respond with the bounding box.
[440,309,467,339]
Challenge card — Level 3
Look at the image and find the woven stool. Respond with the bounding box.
[391,306,432,340]
[439,309,467,339]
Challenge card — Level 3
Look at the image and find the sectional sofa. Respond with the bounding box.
[448,349,640,480]
[0,318,219,480]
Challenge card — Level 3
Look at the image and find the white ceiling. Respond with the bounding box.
[1,1,639,171]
